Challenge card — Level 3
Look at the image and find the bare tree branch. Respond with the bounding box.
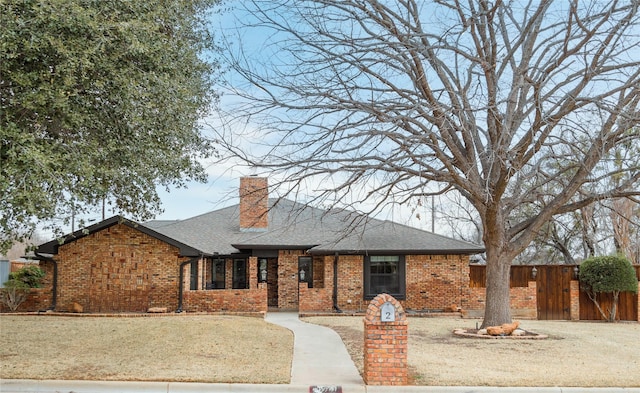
[215,0,640,326]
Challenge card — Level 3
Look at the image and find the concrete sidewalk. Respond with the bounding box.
[264,311,364,386]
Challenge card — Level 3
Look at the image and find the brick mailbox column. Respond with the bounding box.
[363,293,408,385]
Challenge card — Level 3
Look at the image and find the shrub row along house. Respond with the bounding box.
[16,177,485,314]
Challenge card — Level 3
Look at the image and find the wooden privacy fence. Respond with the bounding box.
[469,264,640,321]
[579,289,638,321]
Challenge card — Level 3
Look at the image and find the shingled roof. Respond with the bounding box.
[144,198,484,256]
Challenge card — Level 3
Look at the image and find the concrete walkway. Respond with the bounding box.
[264,311,364,386]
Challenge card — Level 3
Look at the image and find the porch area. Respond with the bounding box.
[181,253,335,313]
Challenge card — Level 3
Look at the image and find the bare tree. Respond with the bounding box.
[611,197,640,260]
[513,137,640,265]
[608,139,640,262]
[216,0,640,326]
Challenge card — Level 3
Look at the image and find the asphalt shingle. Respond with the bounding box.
[145,198,484,256]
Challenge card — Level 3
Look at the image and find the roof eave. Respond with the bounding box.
[308,247,485,256]
[231,243,316,251]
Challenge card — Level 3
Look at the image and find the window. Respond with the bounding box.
[298,256,313,288]
[232,259,248,289]
[190,261,198,290]
[364,255,405,300]
[209,258,226,289]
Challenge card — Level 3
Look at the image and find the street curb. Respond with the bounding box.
[2,380,640,393]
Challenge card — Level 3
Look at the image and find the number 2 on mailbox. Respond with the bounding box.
[380,301,396,322]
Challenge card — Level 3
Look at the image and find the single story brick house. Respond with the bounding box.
[30,177,484,314]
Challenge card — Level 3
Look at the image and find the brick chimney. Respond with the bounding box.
[239,176,269,231]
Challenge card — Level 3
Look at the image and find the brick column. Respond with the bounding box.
[570,280,580,320]
[249,256,258,289]
[363,293,408,385]
[324,255,334,291]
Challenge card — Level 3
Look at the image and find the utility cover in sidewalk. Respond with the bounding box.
[310,386,342,393]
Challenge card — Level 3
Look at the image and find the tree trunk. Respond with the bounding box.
[586,290,609,321]
[609,291,620,322]
[482,255,512,327]
[481,219,512,328]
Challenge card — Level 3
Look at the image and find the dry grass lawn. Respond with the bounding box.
[304,316,640,387]
[2,314,639,387]
[0,315,293,383]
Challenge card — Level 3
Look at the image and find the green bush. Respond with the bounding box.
[6,265,45,288]
[1,265,45,311]
[579,255,638,322]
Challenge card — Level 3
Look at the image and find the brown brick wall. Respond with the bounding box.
[405,254,470,311]
[509,285,537,318]
[225,259,233,289]
[468,284,537,318]
[239,177,268,230]
[277,250,304,309]
[334,254,472,313]
[299,255,334,312]
[298,282,332,312]
[336,254,365,311]
[570,280,580,321]
[183,284,267,313]
[10,261,37,272]
[0,287,52,313]
[312,255,325,289]
[183,256,267,313]
[54,223,189,313]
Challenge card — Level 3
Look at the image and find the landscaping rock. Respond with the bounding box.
[512,329,526,336]
[486,321,520,336]
[487,326,505,335]
[502,321,520,335]
[70,302,83,313]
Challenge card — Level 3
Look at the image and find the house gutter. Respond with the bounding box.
[333,252,342,313]
[35,253,57,311]
[176,256,201,313]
